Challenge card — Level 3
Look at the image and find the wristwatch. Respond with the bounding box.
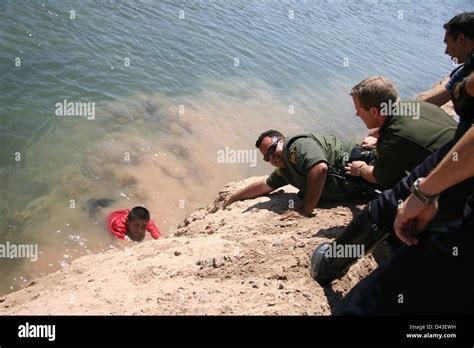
[410,178,439,204]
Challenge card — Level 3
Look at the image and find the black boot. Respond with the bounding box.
[310,208,389,286]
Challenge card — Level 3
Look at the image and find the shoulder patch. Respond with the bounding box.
[289,150,297,164]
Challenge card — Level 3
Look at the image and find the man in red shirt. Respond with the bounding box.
[107,206,161,242]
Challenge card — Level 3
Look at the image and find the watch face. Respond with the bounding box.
[410,179,418,192]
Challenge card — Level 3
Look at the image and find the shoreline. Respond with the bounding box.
[0,79,455,314]
[1,177,390,315]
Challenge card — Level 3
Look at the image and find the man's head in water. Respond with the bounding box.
[255,130,286,168]
[126,206,150,241]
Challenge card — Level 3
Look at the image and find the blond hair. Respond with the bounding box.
[350,76,398,111]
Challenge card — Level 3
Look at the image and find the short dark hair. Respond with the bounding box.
[255,130,284,148]
[128,206,150,222]
[444,12,474,40]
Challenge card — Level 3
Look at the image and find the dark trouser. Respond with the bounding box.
[311,140,474,286]
[310,207,389,286]
[335,219,474,315]
[369,139,474,231]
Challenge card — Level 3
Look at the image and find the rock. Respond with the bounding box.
[212,258,224,268]
[295,241,306,248]
[26,280,37,288]
[174,228,189,237]
[269,274,288,281]
[207,205,219,214]
[205,224,215,234]
[278,283,284,290]
[174,250,182,257]
[290,257,301,268]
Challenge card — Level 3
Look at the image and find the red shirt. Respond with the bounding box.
[107,209,161,240]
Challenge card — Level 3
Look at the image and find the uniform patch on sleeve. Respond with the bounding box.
[289,150,297,164]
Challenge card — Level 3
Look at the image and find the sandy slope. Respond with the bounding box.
[1,177,393,315]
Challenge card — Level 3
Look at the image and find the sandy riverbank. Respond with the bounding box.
[1,177,393,315]
[0,78,455,315]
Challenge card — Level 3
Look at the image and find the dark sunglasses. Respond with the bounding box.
[264,138,281,162]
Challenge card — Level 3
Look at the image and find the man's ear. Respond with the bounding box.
[369,106,380,118]
[458,33,465,45]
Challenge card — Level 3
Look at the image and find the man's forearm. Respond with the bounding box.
[465,73,474,96]
[420,87,451,107]
[229,180,273,203]
[360,164,378,184]
[420,127,474,197]
[304,165,327,215]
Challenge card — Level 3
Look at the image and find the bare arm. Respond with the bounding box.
[420,87,451,107]
[223,180,274,208]
[420,73,474,196]
[345,161,378,184]
[303,162,328,216]
[358,164,377,184]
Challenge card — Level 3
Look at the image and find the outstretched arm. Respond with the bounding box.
[147,220,161,239]
[223,179,274,209]
[420,87,451,106]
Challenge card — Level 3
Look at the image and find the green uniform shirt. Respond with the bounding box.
[266,134,353,201]
[373,100,457,188]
